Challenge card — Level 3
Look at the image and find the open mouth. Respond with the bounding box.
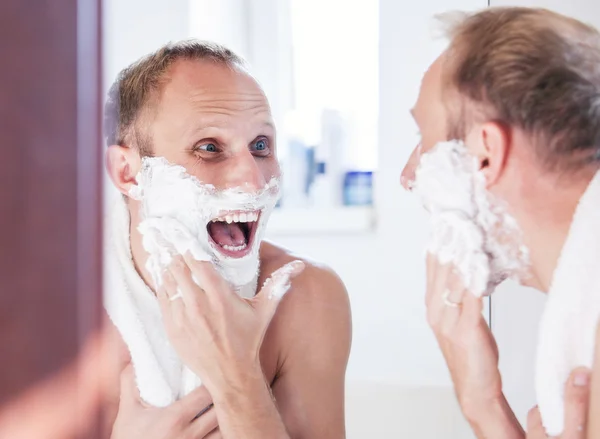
[207,210,261,258]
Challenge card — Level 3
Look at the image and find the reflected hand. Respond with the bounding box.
[527,368,591,439]
[158,254,305,399]
[425,253,503,422]
[110,364,218,439]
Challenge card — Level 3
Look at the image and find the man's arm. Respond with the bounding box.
[587,320,600,438]
[466,394,524,439]
[207,264,351,439]
[269,264,351,438]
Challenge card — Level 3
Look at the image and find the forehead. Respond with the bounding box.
[154,59,271,123]
[413,55,446,118]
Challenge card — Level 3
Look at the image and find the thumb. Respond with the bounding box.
[526,406,545,438]
[119,363,143,408]
[170,385,214,422]
[561,367,590,439]
[254,260,305,317]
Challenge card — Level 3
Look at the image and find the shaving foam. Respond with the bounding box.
[129,157,280,296]
[413,141,529,296]
[262,261,304,300]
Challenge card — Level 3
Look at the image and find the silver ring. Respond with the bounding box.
[169,289,184,302]
[442,289,462,308]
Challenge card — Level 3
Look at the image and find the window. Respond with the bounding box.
[189,0,378,231]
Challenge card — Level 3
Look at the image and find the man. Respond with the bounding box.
[102,41,351,438]
[401,7,600,439]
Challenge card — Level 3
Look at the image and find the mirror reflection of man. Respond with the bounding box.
[102,41,351,438]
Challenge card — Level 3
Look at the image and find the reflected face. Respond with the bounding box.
[401,56,451,190]
[148,59,281,191]
[136,60,282,260]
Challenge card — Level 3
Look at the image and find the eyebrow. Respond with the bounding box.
[262,121,276,132]
[188,120,276,136]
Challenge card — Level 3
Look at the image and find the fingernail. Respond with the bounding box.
[289,260,305,274]
[574,371,590,387]
[268,283,291,300]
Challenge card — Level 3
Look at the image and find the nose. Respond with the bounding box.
[224,150,268,192]
[400,143,421,191]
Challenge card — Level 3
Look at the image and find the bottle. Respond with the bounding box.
[309,162,334,208]
[343,171,373,206]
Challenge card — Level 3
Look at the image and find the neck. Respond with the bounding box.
[127,200,157,292]
[522,172,594,292]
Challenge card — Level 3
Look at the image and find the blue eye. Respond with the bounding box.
[252,138,270,156]
[198,143,217,152]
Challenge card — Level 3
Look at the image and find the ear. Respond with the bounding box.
[467,121,510,187]
[105,145,141,197]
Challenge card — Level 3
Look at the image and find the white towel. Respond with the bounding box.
[103,197,203,407]
[536,171,600,435]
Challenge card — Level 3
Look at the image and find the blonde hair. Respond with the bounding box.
[104,40,246,155]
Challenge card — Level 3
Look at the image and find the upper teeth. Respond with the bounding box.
[211,211,259,224]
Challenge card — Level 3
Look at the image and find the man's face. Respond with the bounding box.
[148,59,280,191]
[401,56,450,190]
[108,59,282,289]
[401,54,539,290]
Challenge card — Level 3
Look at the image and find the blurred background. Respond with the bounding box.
[101,0,600,437]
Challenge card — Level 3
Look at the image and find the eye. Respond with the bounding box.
[256,139,267,150]
[198,143,218,153]
[251,138,271,156]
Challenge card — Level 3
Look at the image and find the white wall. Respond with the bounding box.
[188,0,250,58]
[488,0,600,426]
[103,0,190,93]
[270,0,484,436]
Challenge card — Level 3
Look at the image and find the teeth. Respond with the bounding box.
[222,243,248,252]
[212,211,260,224]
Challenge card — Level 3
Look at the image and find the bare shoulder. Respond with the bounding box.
[260,241,350,308]
[259,241,352,356]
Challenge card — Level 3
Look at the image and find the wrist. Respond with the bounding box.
[464,394,524,439]
[210,362,268,406]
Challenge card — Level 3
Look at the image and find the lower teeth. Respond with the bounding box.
[222,243,247,252]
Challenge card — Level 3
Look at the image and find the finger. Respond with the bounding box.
[438,269,467,336]
[185,407,218,439]
[425,252,439,307]
[170,385,214,423]
[168,255,209,310]
[425,254,462,330]
[160,268,186,323]
[587,320,600,438]
[526,406,546,438]
[182,254,236,306]
[255,260,305,314]
[561,367,590,439]
[202,428,222,439]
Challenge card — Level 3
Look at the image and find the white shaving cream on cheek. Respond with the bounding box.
[129,157,280,295]
[413,141,530,296]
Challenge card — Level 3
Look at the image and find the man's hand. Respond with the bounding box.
[425,254,524,438]
[527,368,591,439]
[158,255,305,399]
[426,254,503,417]
[110,365,218,439]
